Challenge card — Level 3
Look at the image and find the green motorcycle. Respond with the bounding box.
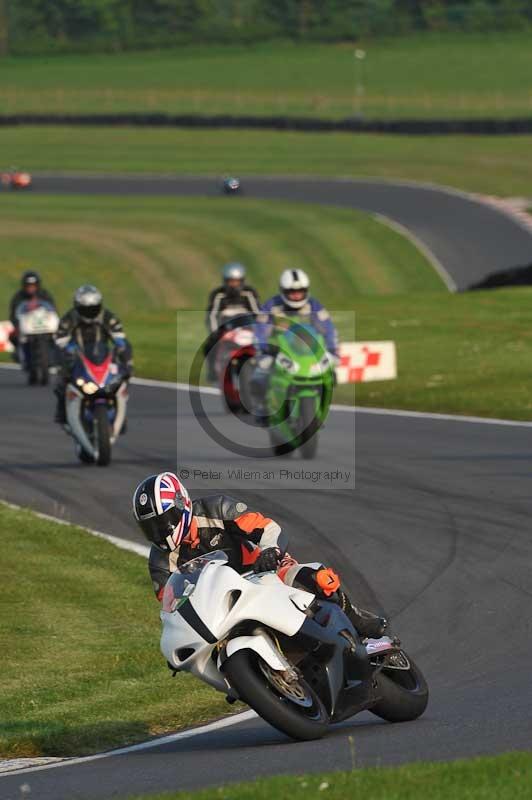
[265,321,335,459]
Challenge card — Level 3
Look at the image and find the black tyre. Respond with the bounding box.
[371,655,429,723]
[38,337,50,385]
[76,444,94,464]
[269,433,295,457]
[299,396,319,460]
[224,649,329,741]
[94,404,112,466]
[27,336,49,386]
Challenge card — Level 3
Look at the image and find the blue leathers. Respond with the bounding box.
[257,294,338,355]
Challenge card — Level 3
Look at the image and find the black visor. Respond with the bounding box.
[136,505,183,548]
[77,303,102,320]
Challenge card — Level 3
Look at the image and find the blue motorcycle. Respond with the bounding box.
[64,341,129,466]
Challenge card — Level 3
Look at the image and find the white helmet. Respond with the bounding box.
[279,269,310,309]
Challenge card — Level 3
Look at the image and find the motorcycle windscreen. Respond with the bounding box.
[282,323,326,358]
[162,551,229,613]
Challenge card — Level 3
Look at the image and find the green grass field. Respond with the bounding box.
[131,752,532,800]
[2,127,532,197]
[2,34,532,119]
[0,503,236,758]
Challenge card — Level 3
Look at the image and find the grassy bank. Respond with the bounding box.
[0,503,236,758]
[130,751,532,800]
[0,194,441,313]
[2,127,532,197]
[2,195,532,420]
[2,34,532,119]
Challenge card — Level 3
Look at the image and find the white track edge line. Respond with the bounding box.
[2,364,531,427]
[0,711,257,778]
[0,499,149,558]
[132,376,532,427]
[372,212,457,292]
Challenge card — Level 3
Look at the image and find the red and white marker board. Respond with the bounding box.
[336,341,396,383]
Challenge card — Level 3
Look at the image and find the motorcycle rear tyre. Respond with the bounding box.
[371,656,429,723]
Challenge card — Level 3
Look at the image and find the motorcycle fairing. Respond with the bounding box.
[296,602,375,721]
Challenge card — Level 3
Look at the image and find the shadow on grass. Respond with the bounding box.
[1,719,153,758]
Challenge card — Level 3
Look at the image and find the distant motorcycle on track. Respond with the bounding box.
[1,168,32,190]
[63,341,129,466]
[161,551,429,741]
[15,298,59,386]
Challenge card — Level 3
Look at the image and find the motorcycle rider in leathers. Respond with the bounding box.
[133,472,387,640]
[8,270,56,357]
[53,284,133,424]
[204,263,260,383]
[252,268,339,422]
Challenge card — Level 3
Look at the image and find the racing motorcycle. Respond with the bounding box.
[161,551,428,741]
[215,325,256,414]
[64,341,129,466]
[222,176,241,194]
[1,168,32,190]
[15,298,59,385]
[265,321,335,459]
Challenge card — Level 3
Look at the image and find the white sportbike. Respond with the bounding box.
[161,551,428,740]
[15,299,59,385]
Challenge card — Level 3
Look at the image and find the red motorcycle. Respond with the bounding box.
[215,326,256,413]
[1,168,32,190]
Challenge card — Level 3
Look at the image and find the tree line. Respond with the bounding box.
[0,0,531,55]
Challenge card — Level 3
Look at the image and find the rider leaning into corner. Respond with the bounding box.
[133,472,387,641]
[53,284,133,424]
[8,270,56,356]
[252,268,339,420]
[204,263,260,382]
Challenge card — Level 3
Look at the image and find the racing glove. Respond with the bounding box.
[253,547,281,573]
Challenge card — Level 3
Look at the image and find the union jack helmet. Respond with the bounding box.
[133,472,192,551]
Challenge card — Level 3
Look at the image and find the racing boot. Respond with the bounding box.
[315,570,387,639]
[338,590,388,640]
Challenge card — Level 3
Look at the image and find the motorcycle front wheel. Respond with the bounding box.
[371,654,429,723]
[93,404,112,466]
[224,650,329,741]
[298,395,319,460]
[28,336,49,386]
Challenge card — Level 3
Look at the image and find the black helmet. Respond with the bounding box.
[21,270,40,289]
[74,284,102,321]
[133,472,193,550]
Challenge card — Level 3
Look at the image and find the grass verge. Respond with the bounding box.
[128,751,532,800]
[2,34,532,119]
[2,127,532,196]
[0,503,236,758]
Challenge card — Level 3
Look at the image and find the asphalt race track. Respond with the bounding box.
[1,176,532,799]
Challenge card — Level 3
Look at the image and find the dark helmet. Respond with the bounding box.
[21,270,41,289]
[74,284,102,321]
[133,472,193,550]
